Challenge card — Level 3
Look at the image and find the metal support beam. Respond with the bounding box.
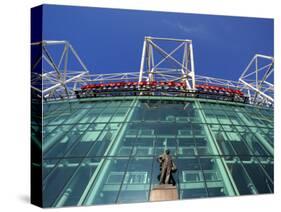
[32,39,273,107]
[139,36,196,89]
[31,40,90,99]
[239,54,274,106]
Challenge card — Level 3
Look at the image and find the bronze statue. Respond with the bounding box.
[158,149,177,185]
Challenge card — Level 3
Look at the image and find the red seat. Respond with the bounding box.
[159,81,165,86]
[89,85,93,89]
[175,82,182,87]
[167,81,175,86]
[127,82,133,86]
[226,88,233,93]
[109,83,116,87]
[139,81,147,86]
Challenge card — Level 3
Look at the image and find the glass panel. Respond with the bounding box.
[54,158,100,207]
[225,156,258,195]
[45,112,73,126]
[225,131,253,156]
[78,109,102,123]
[195,137,211,156]
[177,157,208,199]
[42,98,274,206]
[119,100,133,107]
[242,131,271,156]
[249,127,274,148]
[239,156,273,194]
[224,110,244,125]
[117,157,153,203]
[95,107,117,122]
[199,157,229,197]
[213,110,232,125]
[192,124,206,136]
[203,110,219,124]
[212,130,236,155]
[110,107,129,122]
[132,137,154,156]
[257,157,274,182]
[177,137,196,156]
[64,109,90,124]
[87,129,117,156]
[112,137,134,156]
[88,157,129,205]
[154,137,177,156]
[189,109,202,123]
[138,100,161,122]
[66,130,102,157]
[43,158,82,207]
[43,159,59,179]
[209,124,222,131]
[44,125,82,159]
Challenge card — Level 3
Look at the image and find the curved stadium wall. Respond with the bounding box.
[38,96,274,207]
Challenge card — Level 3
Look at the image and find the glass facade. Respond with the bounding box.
[41,96,274,207]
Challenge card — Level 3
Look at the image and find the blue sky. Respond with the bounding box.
[42,4,273,81]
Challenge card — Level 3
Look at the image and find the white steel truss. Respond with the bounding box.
[195,75,243,90]
[239,54,274,107]
[31,40,90,99]
[31,38,274,107]
[85,72,141,83]
[83,72,242,89]
[139,36,196,89]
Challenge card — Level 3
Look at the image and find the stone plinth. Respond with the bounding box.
[149,184,178,202]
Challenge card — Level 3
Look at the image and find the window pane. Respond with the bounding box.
[132,137,155,156]
[86,158,129,205]
[117,157,153,203]
[43,158,82,207]
[225,131,253,156]
[54,158,100,207]
[44,125,82,158]
[176,157,208,199]
[87,130,116,156]
[225,156,258,195]
[110,108,129,122]
[240,156,273,194]
[199,157,230,197]
[212,130,236,155]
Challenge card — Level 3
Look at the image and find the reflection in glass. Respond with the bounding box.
[85,157,129,205]
[177,157,208,199]
[117,157,153,203]
[54,158,100,207]
[43,158,82,207]
[199,157,229,197]
[223,157,273,195]
[42,98,274,207]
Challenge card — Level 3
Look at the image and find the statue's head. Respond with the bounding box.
[165,149,170,155]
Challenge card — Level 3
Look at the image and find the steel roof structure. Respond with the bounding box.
[31,40,90,99]
[31,37,274,107]
[239,54,274,107]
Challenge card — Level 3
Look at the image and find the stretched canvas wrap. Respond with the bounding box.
[31,4,274,208]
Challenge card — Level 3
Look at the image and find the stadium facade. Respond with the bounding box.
[31,36,274,207]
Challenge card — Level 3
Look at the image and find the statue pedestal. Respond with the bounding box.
[149,184,178,202]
